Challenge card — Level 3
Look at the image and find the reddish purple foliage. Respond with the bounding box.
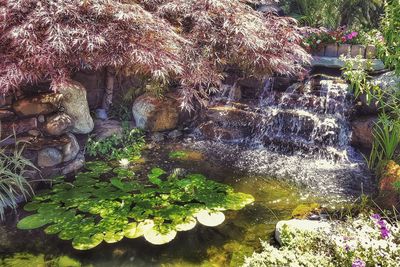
[0,0,310,107]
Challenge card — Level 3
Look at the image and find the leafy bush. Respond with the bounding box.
[282,0,384,29]
[17,162,254,249]
[85,125,145,161]
[244,214,400,267]
[0,139,37,220]
[0,0,309,109]
[380,0,400,74]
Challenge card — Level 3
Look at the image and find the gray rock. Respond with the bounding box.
[62,133,80,162]
[168,129,183,139]
[257,4,284,16]
[38,115,45,123]
[44,113,73,136]
[62,152,85,175]
[38,148,63,168]
[151,132,165,142]
[28,129,41,137]
[60,80,94,134]
[132,93,179,132]
[372,71,400,89]
[93,119,123,140]
[275,219,332,246]
[95,108,108,120]
[311,57,385,71]
[351,116,378,149]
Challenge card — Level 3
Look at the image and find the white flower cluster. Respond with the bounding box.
[243,215,400,267]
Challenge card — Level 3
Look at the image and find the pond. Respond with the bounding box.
[0,142,329,267]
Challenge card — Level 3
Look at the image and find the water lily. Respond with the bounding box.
[119,158,130,168]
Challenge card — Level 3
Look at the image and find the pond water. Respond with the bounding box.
[0,143,328,267]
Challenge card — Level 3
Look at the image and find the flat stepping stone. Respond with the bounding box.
[311,56,386,71]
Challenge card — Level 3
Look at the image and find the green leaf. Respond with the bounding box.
[72,233,104,250]
[17,214,50,230]
[148,168,166,186]
[23,202,40,212]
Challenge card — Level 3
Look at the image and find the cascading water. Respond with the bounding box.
[191,74,374,197]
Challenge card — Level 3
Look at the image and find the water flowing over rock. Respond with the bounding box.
[192,74,375,198]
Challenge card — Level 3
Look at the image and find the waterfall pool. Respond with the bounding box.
[0,142,336,267]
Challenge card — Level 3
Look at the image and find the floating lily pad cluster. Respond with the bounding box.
[17,161,254,250]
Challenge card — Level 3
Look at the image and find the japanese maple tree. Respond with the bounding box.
[0,0,309,109]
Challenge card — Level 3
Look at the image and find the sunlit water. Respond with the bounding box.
[0,143,326,267]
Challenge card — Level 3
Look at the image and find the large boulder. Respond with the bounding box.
[59,81,94,134]
[132,94,179,132]
[12,93,62,117]
[44,113,73,136]
[351,116,378,149]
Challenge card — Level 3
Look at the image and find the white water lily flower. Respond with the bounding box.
[119,158,130,168]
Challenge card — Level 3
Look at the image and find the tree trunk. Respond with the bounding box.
[102,67,115,112]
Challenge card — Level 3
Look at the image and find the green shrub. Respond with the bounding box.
[380,0,400,74]
[85,124,145,161]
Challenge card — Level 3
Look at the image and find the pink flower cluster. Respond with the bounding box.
[341,31,358,42]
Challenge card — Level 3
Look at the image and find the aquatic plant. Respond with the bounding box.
[85,126,145,161]
[168,150,188,160]
[17,161,254,250]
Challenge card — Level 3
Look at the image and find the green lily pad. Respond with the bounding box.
[72,233,104,250]
[85,161,112,174]
[17,214,50,230]
[148,168,166,185]
[104,231,124,243]
[23,202,40,212]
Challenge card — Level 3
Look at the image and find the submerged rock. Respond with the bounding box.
[132,94,179,132]
[62,152,85,175]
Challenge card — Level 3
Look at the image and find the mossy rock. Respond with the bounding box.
[291,203,321,218]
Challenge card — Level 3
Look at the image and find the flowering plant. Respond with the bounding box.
[302,28,367,52]
[244,214,400,267]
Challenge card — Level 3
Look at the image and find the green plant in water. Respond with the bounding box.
[168,150,188,159]
[86,124,145,161]
[17,161,254,250]
[0,134,38,220]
